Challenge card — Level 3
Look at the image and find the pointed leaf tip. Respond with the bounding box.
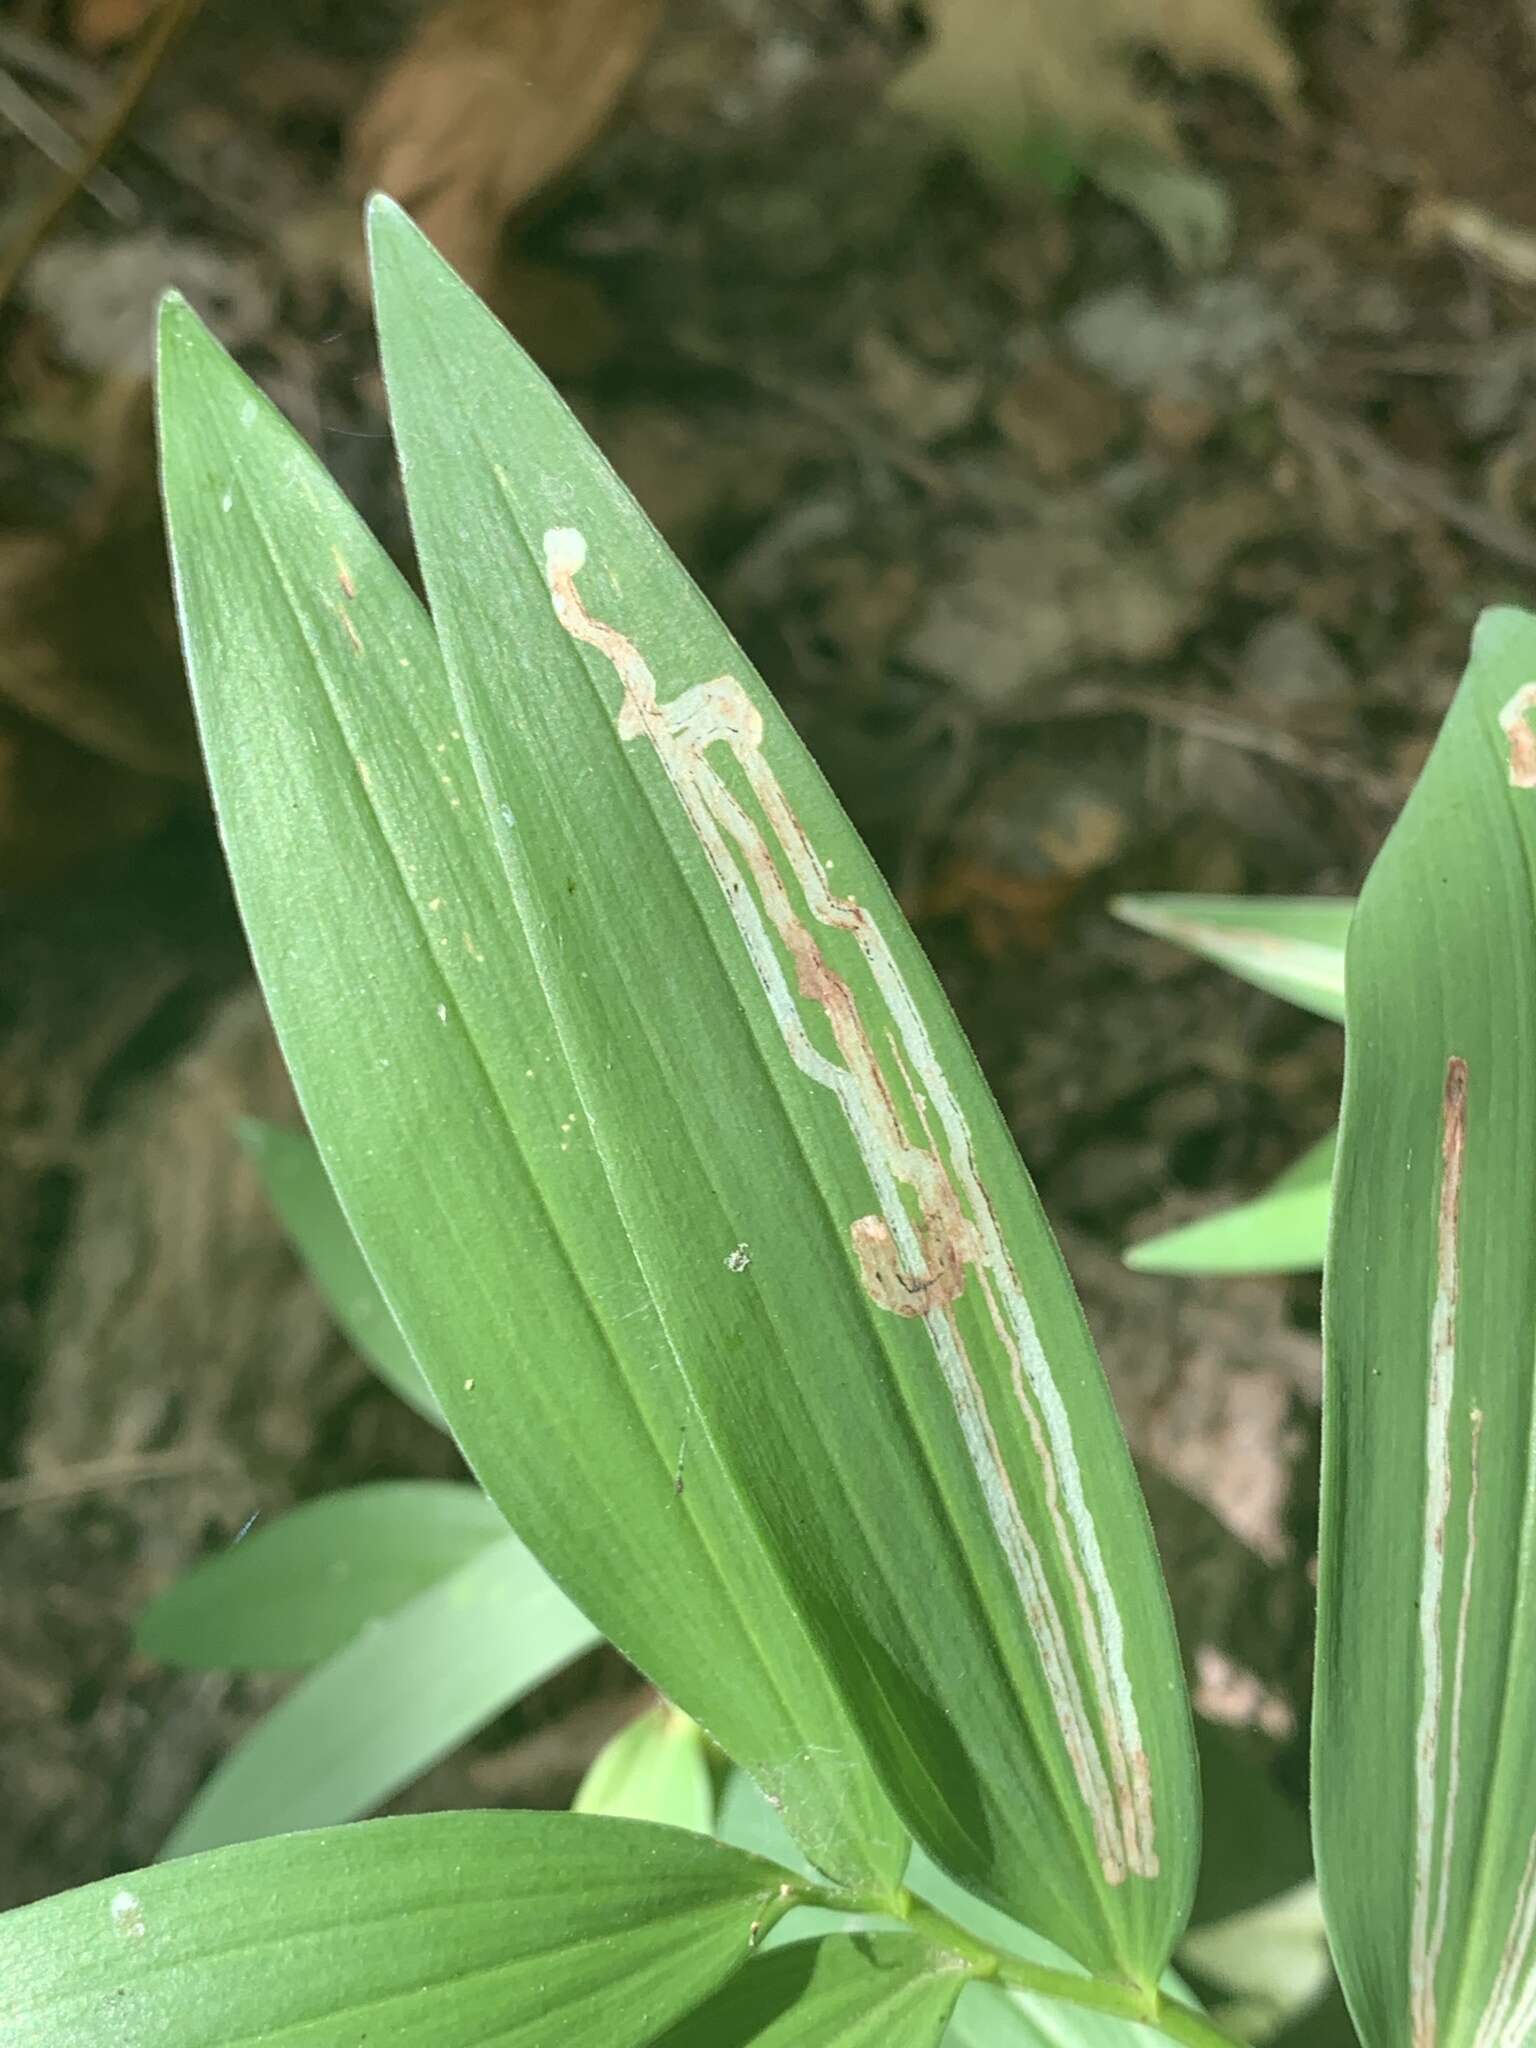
[364,189,408,238]
[365,191,436,270]
[154,290,244,394]
[155,287,203,359]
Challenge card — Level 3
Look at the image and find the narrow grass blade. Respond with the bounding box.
[575,1702,715,1833]
[239,1117,443,1425]
[158,293,906,1896]
[1125,1131,1334,1276]
[369,196,1194,1981]
[0,1811,799,2048]
[1315,608,1536,2047]
[161,1533,597,1855]
[1113,895,1351,1021]
[136,1481,504,1669]
[653,1935,974,2048]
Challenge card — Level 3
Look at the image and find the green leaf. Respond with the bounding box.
[162,1532,598,1855]
[367,197,1195,1977]
[1315,607,1536,2047]
[160,195,1197,1973]
[239,1116,444,1425]
[718,1762,815,1871]
[136,1481,504,1668]
[653,1935,973,2048]
[1124,1130,1334,1276]
[0,1811,799,2047]
[711,1772,1181,2048]
[575,1702,715,1833]
[158,292,904,1905]
[1112,894,1352,1021]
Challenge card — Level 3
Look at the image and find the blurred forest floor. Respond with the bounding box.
[1,0,1532,1942]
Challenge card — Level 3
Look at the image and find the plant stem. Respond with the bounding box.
[897,1894,1154,2023]
[1145,1993,1253,2048]
[804,1883,1252,2048]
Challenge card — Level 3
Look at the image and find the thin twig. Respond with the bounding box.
[1047,680,1408,807]
[672,327,959,498]
[0,0,207,313]
[0,67,137,217]
[1283,394,1536,576]
[0,1448,228,1512]
[0,23,105,101]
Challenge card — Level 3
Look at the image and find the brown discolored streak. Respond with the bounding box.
[1410,1056,1471,2048]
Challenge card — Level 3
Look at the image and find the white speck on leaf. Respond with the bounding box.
[240,397,257,427]
[726,1244,752,1273]
[220,489,233,514]
[544,527,588,580]
[436,1003,448,1023]
[463,1377,475,1392]
[110,1891,146,1939]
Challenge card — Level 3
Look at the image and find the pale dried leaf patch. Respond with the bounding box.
[891,0,1296,182]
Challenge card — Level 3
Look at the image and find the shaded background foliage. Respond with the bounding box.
[0,0,1529,1993]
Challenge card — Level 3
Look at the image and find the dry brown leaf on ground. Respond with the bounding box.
[892,0,1297,182]
[348,0,665,293]
[69,0,157,52]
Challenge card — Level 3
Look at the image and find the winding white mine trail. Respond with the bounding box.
[544,528,1155,1883]
[1405,1060,1536,2046]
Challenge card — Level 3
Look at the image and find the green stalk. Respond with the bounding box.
[1144,1991,1252,2048]
[804,1885,1251,2048]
